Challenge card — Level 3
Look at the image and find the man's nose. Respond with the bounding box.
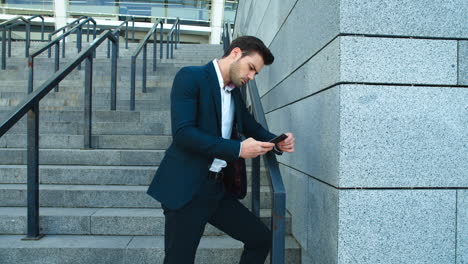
[247,72,255,80]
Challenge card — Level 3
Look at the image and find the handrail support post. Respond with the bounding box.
[25,22,30,57]
[153,30,157,71]
[130,56,136,111]
[62,34,66,59]
[111,38,118,110]
[270,191,286,264]
[21,103,44,241]
[131,18,135,43]
[143,44,147,93]
[251,156,261,217]
[7,28,11,57]
[2,28,6,70]
[171,34,174,59]
[159,22,163,59]
[54,42,60,92]
[87,22,90,42]
[125,21,129,49]
[77,27,83,70]
[28,57,34,94]
[84,54,93,149]
[107,39,111,59]
[166,35,170,59]
[48,35,52,58]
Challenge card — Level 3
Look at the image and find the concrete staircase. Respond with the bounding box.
[0,39,300,263]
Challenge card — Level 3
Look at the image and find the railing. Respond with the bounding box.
[47,17,97,59]
[222,20,231,53]
[106,16,135,59]
[28,17,98,94]
[246,80,286,264]
[222,21,286,264]
[48,16,89,39]
[4,15,45,57]
[166,18,180,59]
[0,16,31,69]
[47,16,92,58]
[1,6,209,25]
[0,30,119,240]
[130,18,164,111]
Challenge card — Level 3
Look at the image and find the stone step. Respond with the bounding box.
[0,148,165,166]
[4,121,167,135]
[24,42,223,49]
[0,96,172,109]
[6,45,219,56]
[0,98,171,110]
[0,165,269,186]
[0,84,172,96]
[18,46,222,56]
[0,70,178,83]
[0,134,172,149]
[0,104,168,111]
[0,90,171,100]
[0,207,290,236]
[0,79,175,91]
[0,110,169,123]
[8,51,221,60]
[0,58,195,65]
[0,235,300,263]
[0,184,273,209]
[0,165,156,185]
[0,75,180,88]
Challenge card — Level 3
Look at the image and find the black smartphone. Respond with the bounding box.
[269,133,288,144]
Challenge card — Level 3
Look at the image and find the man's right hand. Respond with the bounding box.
[240,137,275,159]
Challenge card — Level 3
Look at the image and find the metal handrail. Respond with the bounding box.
[0,16,31,69]
[49,16,88,36]
[246,80,286,264]
[1,6,209,24]
[29,17,97,94]
[4,15,44,44]
[130,18,164,111]
[166,18,180,59]
[106,16,136,58]
[48,17,97,59]
[47,16,91,58]
[222,21,286,264]
[3,15,45,62]
[0,30,119,240]
[222,21,231,53]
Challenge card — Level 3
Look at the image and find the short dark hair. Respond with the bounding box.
[222,36,274,65]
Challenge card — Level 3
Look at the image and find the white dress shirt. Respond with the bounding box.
[209,59,237,173]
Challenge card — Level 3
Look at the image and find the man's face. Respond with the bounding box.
[229,52,265,87]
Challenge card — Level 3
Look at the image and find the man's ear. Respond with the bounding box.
[231,47,242,60]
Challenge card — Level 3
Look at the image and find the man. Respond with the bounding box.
[147,36,295,264]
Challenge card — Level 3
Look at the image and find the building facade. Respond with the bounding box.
[235,0,467,263]
[1,0,237,43]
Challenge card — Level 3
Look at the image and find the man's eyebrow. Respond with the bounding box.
[249,63,258,75]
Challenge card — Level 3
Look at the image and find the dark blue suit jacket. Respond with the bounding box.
[147,62,276,210]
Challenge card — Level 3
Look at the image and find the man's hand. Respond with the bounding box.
[277,132,295,153]
[240,138,275,159]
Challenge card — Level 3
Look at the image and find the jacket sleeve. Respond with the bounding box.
[240,103,283,155]
[170,68,241,162]
[237,92,277,142]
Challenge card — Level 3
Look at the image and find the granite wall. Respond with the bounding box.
[234,0,468,263]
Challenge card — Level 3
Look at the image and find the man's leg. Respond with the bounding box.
[208,197,272,264]
[163,179,224,264]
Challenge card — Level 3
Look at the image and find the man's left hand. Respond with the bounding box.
[277,132,295,153]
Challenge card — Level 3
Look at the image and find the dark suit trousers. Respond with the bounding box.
[162,177,272,264]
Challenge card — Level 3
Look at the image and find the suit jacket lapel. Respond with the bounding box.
[232,88,245,138]
[205,63,222,131]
